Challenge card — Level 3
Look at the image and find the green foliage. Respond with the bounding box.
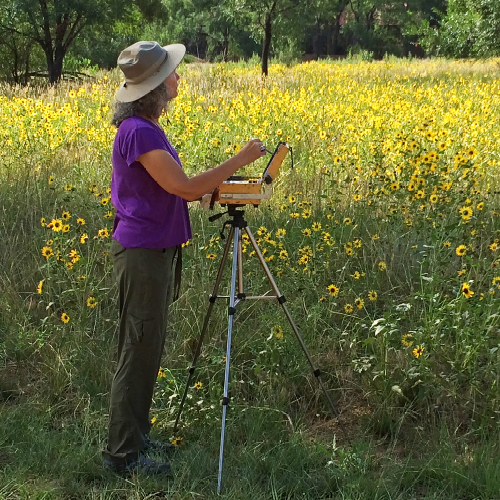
[417,0,500,58]
[0,0,149,82]
[5,0,500,83]
[471,0,500,57]
[63,56,99,74]
[347,45,374,62]
[0,0,466,82]
[417,5,481,58]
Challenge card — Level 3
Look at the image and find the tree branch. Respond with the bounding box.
[26,70,96,78]
[275,0,299,16]
[349,0,360,22]
[24,8,43,44]
[0,23,37,41]
[63,13,86,51]
[55,13,68,46]
[38,0,53,53]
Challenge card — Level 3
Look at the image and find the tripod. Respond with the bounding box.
[173,205,344,494]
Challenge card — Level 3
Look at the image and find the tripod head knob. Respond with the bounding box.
[209,212,225,222]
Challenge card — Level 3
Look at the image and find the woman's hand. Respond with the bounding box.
[236,138,267,166]
[200,192,212,209]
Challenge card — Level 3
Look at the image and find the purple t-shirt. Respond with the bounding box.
[111,116,192,248]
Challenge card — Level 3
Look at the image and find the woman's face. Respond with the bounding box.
[165,70,180,99]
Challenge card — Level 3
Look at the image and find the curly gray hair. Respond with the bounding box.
[111,82,171,127]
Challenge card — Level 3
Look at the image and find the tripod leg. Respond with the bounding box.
[237,230,244,297]
[244,226,348,440]
[218,226,240,494]
[173,226,236,433]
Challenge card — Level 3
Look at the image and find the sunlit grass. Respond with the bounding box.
[1,57,500,498]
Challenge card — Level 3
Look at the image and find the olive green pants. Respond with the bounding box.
[102,239,177,464]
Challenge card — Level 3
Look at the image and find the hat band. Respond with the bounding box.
[125,50,167,85]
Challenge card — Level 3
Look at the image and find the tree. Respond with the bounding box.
[337,0,444,57]
[155,0,230,60]
[3,0,131,83]
[155,0,258,62]
[182,0,248,61]
[415,0,480,57]
[410,0,500,58]
[341,0,390,56]
[0,1,36,83]
[303,0,350,57]
[473,0,500,56]
[70,2,163,70]
[228,0,303,75]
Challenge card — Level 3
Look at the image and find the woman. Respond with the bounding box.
[102,41,266,475]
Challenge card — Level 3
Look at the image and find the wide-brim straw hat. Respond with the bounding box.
[116,41,186,102]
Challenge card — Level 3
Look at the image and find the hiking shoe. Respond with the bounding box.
[104,455,172,476]
[144,436,176,455]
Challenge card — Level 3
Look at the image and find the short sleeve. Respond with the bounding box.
[119,122,164,167]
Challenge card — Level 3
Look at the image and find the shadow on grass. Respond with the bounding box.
[2,398,500,499]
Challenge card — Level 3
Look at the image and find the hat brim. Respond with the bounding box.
[115,43,186,103]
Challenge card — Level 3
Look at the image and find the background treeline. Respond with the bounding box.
[2,0,500,84]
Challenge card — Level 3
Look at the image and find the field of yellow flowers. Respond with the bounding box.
[1,57,500,498]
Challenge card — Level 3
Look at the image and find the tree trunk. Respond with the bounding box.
[37,1,86,84]
[312,18,321,59]
[222,27,229,61]
[24,45,31,85]
[197,29,207,60]
[261,12,272,76]
[326,24,333,56]
[44,53,56,84]
[11,44,20,84]
[50,46,66,83]
[328,12,343,56]
[44,48,64,84]
[366,6,376,31]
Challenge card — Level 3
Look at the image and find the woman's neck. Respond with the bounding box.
[140,115,159,126]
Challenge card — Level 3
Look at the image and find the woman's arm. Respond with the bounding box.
[137,139,266,202]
